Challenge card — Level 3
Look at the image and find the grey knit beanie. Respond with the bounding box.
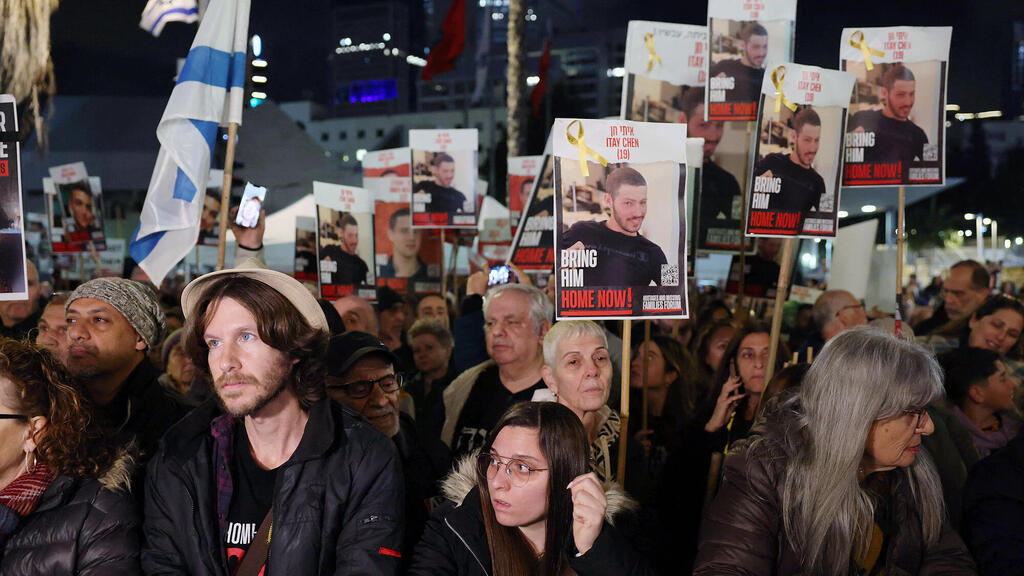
[67,278,167,349]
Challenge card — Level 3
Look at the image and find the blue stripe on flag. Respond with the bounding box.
[129,223,166,263]
[177,46,246,90]
[149,7,199,34]
[170,120,219,202]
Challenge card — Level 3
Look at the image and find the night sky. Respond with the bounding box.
[51,0,1022,115]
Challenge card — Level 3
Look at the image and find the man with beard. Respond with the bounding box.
[414,152,467,216]
[849,64,929,167]
[326,331,449,566]
[753,107,826,231]
[380,207,428,280]
[679,89,747,250]
[320,213,370,286]
[65,278,191,460]
[563,166,668,287]
[142,258,404,575]
[710,22,769,103]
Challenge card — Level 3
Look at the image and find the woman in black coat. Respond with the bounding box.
[0,339,140,575]
[409,402,649,576]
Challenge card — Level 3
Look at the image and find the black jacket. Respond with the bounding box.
[1,454,141,576]
[963,434,1024,575]
[142,397,405,576]
[408,458,648,576]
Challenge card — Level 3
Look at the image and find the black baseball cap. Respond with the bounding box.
[376,287,404,313]
[326,331,400,377]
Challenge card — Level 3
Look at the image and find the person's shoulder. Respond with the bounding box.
[156,399,219,462]
[852,108,882,122]
[566,219,604,235]
[711,58,743,73]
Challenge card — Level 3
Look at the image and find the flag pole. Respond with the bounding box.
[617,319,632,483]
[765,238,796,383]
[216,122,239,270]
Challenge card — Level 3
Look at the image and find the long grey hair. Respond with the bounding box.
[774,327,945,574]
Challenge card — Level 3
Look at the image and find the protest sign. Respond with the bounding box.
[507,155,543,236]
[840,26,951,186]
[0,95,27,301]
[313,182,376,300]
[553,118,689,319]
[410,129,479,228]
[364,148,443,294]
[294,215,317,295]
[509,155,556,271]
[706,0,797,121]
[622,21,707,123]
[746,63,856,238]
[44,174,106,253]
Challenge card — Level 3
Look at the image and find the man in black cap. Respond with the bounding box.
[326,331,449,565]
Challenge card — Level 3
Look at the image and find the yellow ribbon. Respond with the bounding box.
[643,32,662,73]
[850,30,884,71]
[565,119,608,178]
[771,66,798,115]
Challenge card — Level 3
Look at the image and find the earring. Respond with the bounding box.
[24,450,36,474]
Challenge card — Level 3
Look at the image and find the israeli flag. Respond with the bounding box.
[130,0,250,287]
[139,0,200,37]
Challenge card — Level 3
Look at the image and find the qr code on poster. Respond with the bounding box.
[922,144,938,161]
[661,264,679,286]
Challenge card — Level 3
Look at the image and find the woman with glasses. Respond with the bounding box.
[409,401,648,575]
[0,338,141,575]
[694,327,976,574]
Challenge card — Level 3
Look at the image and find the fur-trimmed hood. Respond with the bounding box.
[440,452,638,525]
[96,446,137,493]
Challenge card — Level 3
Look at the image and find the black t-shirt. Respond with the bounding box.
[754,152,824,220]
[452,365,546,459]
[562,220,668,287]
[700,160,742,223]
[225,425,279,575]
[320,244,369,285]
[709,58,764,103]
[849,109,928,165]
[415,181,468,214]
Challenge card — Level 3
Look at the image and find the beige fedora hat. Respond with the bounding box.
[181,257,329,332]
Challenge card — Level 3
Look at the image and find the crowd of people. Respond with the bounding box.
[1,215,1021,574]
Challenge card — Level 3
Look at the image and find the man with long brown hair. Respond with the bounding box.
[142,258,404,575]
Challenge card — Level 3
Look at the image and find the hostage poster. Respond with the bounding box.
[45,162,107,252]
[621,21,707,124]
[840,26,951,186]
[363,148,443,295]
[294,215,317,296]
[410,129,479,228]
[509,155,555,271]
[507,155,543,237]
[706,0,796,122]
[746,63,855,238]
[0,95,27,301]
[553,118,688,319]
[314,181,376,300]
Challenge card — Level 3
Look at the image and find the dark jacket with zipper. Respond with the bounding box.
[141,397,404,575]
[407,455,649,576]
[0,451,141,576]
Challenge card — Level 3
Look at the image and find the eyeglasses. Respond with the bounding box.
[0,414,27,420]
[902,407,928,430]
[478,452,548,487]
[327,373,403,399]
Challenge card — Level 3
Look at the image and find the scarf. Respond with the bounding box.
[0,462,55,543]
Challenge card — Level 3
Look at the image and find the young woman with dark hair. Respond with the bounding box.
[410,401,648,575]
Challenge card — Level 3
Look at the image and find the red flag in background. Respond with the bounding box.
[530,38,551,118]
[422,0,466,83]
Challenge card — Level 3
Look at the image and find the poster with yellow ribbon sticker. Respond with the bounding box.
[839,27,952,187]
[745,63,856,238]
[621,21,707,124]
[553,118,689,320]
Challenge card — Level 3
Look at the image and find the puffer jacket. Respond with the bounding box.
[141,397,404,576]
[694,395,977,576]
[0,451,141,575]
[408,454,649,576]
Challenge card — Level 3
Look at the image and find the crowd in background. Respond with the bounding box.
[1,218,1021,575]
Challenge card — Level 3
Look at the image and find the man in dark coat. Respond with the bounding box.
[142,259,404,575]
